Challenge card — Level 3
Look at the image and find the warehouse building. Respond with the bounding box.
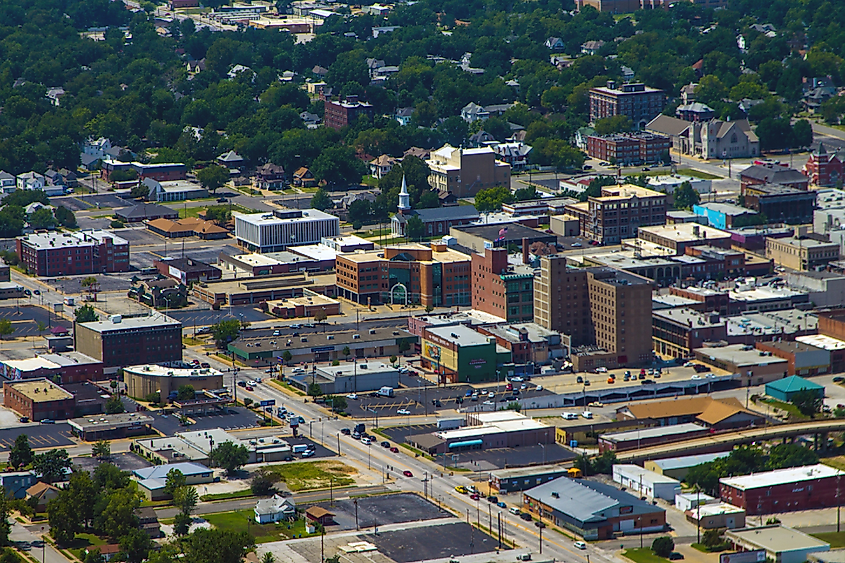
[612,465,681,501]
[694,344,789,386]
[720,464,844,515]
[645,452,731,481]
[489,465,572,493]
[287,362,399,395]
[598,423,710,453]
[523,476,667,540]
[726,525,829,563]
[686,502,746,530]
[68,413,155,441]
[410,411,553,455]
[675,492,716,512]
[754,340,831,376]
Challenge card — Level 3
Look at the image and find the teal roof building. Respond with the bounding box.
[764,375,824,403]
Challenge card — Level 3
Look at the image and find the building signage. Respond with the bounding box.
[311,346,335,353]
[720,551,765,563]
[260,399,276,407]
[469,358,487,366]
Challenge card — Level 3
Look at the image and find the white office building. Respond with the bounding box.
[234,209,340,253]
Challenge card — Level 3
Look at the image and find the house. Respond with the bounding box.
[492,142,532,169]
[0,171,16,193]
[676,103,715,122]
[395,107,414,126]
[574,127,596,151]
[26,482,60,511]
[132,462,214,500]
[305,506,334,524]
[681,83,697,104]
[227,65,253,80]
[545,37,565,51]
[186,59,206,74]
[46,87,66,107]
[369,155,396,179]
[0,471,37,499]
[300,111,321,128]
[461,102,489,123]
[136,506,162,538]
[91,545,122,562]
[217,150,245,170]
[293,167,317,188]
[17,172,46,192]
[255,494,296,523]
[468,130,497,147]
[581,40,606,55]
[255,163,286,190]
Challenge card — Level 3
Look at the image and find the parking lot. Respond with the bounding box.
[73,452,152,473]
[169,306,270,326]
[0,304,55,337]
[314,493,449,531]
[367,521,503,562]
[149,406,263,436]
[0,423,75,450]
[342,383,553,420]
[53,194,131,212]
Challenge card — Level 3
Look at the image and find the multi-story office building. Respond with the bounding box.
[589,81,666,130]
[427,145,511,198]
[335,242,471,307]
[17,230,129,276]
[234,209,339,253]
[766,236,840,271]
[535,256,653,368]
[75,314,182,371]
[471,248,535,323]
[564,184,667,245]
[323,96,374,130]
[586,132,670,165]
[741,184,816,225]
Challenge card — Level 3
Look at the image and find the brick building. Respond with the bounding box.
[3,379,75,421]
[101,161,187,183]
[652,308,727,359]
[17,230,130,276]
[471,248,535,323]
[803,143,843,187]
[335,242,471,308]
[754,340,830,376]
[564,184,667,245]
[534,257,654,369]
[75,314,182,371]
[154,257,222,284]
[323,96,374,130]
[720,465,843,515]
[589,81,666,130]
[741,184,816,225]
[586,132,670,165]
[740,164,810,191]
[670,286,730,315]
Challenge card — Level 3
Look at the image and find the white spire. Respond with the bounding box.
[398,174,411,212]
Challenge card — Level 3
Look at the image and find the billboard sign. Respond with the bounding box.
[260,399,276,407]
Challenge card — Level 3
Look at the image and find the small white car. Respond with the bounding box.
[561,412,578,420]
[397,408,411,415]
[483,400,495,406]
[574,541,587,550]
[247,380,258,386]
[488,392,495,398]
[691,375,702,380]
[535,385,543,391]
[346,393,358,400]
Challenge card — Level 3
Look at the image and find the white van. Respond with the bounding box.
[509,507,520,515]
[561,412,578,420]
[361,437,372,445]
[292,444,309,454]
[581,411,593,419]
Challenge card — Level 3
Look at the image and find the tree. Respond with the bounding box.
[652,536,674,558]
[83,549,105,563]
[197,165,229,194]
[594,115,632,135]
[173,486,198,516]
[405,216,425,240]
[92,440,111,461]
[673,181,701,209]
[0,491,10,547]
[792,119,813,148]
[75,305,99,323]
[48,492,80,544]
[177,385,196,401]
[209,441,250,477]
[308,383,323,397]
[165,469,187,496]
[211,319,241,347]
[767,442,819,469]
[96,487,139,539]
[702,529,723,548]
[93,463,129,491]
[574,453,592,476]
[119,528,154,563]
[261,553,275,563]
[329,395,347,412]
[591,451,617,474]
[130,184,149,199]
[181,528,254,563]
[474,186,514,212]
[0,320,13,340]
[55,206,77,228]
[311,146,365,190]
[282,351,292,363]
[105,395,125,414]
[33,449,72,484]
[310,188,333,211]
[791,389,823,418]
[204,206,231,224]
[313,309,328,323]
[342,346,351,359]
[1,548,21,563]
[251,473,275,496]
[29,208,56,230]
[9,435,32,469]
[174,512,192,536]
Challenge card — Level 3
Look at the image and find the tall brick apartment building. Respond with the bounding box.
[17,230,130,276]
[534,256,654,369]
[471,248,535,323]
[563,184,667,245]
[586,132,670,165]
[589,81,666,130]
[323,95,374,130]
[75,314,182,371]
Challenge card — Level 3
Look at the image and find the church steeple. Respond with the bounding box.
[398,174,411,213]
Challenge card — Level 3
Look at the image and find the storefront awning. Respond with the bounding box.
[448,439,483,449]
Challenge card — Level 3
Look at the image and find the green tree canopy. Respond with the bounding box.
[75,305,99,323]
[209,441,250,476]
[197,165,229,193]
[310,188,334,211]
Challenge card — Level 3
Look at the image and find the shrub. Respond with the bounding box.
[652,537,674,558]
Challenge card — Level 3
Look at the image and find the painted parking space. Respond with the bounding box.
[0,424,75,449]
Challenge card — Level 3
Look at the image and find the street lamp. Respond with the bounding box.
[538,443,545,465]
[367,442,372,470]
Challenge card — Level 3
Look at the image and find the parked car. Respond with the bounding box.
[668,553,684,560]
[487,496,498,503]
[397,408,411,415]
[520,512,532,521]
[346,393,358,400]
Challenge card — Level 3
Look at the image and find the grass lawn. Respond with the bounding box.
[203,510,318,543]
[361,175,379,186]
[178,207,203,219]
[812,532,845,548]
[822,456,845,471]
[263,460,355,491]
[675,168,721,180]
[182,336,205,346]
[269,379,305,396]
[200,489,254,502]
[67,533,107,560]
[760,398,807,420]
[622,549,670,563]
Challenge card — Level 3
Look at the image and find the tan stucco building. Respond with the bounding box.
[427,145,510,198]
[766,236,840,271]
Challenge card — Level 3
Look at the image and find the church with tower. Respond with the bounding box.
[803,143,843,187]
[391,176,480,238]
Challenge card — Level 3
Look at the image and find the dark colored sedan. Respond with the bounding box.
[380,441,390,448]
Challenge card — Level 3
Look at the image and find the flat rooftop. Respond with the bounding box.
[78,314,181,333]
[601,423,708,443]
[123,364,223,378]
[638,223,731,243]
[694,503,745,517]
[650,452,730,470]
[491,464,570,479]
[771,236,839,249]
[69,413,155,431]
[721,464,842,490]
[435,417,548,440]
[727,310,817,337]
[231,327,414,351]
[316,361,396,379]
[654,307,722,328]
[5,379,73,402]
[695,344,788,367]
[613,465,680,484]
[425,324,491,346]
[233,209,337,225]
[728,525,830,553]
[797,334,845,351]
[200,272,337,294]
[19,229,129,250]
[339,246,469,264]
[289,244,338,261]
[597,184,664,200]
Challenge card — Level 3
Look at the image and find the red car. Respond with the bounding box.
[403,470,413,477]
[470,493,479,500]
[390,447,399,453]
[245,385,254,391]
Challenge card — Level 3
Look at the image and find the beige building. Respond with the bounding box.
[766,236,840,271]
[563,184,667,245]
[427,145,510,198]
[534,256,654,368]
[124,364,224,403]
